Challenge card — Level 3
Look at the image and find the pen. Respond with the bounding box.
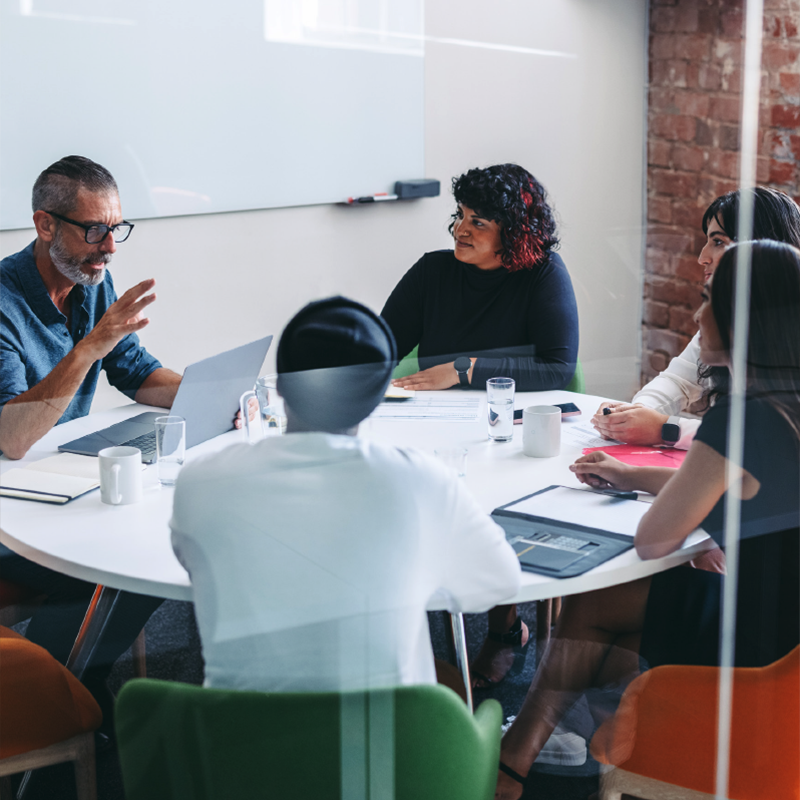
[594,488,638,501]
[346,193,399,204]
[603,407,612,415]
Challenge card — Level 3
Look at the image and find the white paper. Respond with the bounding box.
[1,468,98,499]
[26,453,101,480]
[371,396,481,422]
[504,485,651,537]
[560,421,621,449]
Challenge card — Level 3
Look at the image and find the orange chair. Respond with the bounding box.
[0,627,102,800]
[590,646,800,800]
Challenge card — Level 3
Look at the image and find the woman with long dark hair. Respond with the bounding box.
[382,163,579,392]
[496,240,800,800]
[593,187,800,447]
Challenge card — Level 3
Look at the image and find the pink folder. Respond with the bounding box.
[582,444,688,468]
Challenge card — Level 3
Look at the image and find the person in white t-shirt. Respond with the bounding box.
[592,187,800,449]
[170,296,521,693]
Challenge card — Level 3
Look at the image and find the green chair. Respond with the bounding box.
[115,679,503,800]
[565,358,585,393]
[392,345,420,380]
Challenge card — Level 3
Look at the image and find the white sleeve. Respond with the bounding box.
[433,470,522,613]
[674,418,701,450]
[633,334,704,416]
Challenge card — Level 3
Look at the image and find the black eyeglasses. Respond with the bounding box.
[45,211,135,244]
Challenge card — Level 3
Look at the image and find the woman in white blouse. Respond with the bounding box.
[593,187,800,448]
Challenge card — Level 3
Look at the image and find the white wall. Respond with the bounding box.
[0,0,647,412]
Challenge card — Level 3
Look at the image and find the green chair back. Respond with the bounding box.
[392,345,420,380]
[116,679,502,800]
[565,358,585,393]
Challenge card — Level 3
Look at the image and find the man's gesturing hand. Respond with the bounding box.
[80,279,157,361]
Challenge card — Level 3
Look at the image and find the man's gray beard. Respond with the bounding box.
[50,230,110,286]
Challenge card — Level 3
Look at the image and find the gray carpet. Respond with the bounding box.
[14,600,602,800]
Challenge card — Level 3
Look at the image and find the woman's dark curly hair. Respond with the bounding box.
[699,187,800,407]
[447,164,559,272]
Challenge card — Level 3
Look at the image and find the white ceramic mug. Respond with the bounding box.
[98,446,143,505]
[522,405,561,458]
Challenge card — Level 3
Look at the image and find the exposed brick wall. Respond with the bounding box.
[643,0,800,383]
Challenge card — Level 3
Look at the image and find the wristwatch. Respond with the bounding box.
[661,416,681,447]
[454,356,472,387]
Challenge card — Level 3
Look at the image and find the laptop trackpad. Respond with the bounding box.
[513,540,588,571]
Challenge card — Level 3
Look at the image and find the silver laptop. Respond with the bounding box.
[59,335,273,463]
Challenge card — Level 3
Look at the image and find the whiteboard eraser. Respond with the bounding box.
[394,179,440,199]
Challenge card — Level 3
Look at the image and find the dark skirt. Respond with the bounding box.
[640,527,799,670]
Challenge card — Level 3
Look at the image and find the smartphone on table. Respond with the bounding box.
[513,403,581,424]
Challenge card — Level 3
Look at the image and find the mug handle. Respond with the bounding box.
[239,390,264,444]
[111,463,122,505]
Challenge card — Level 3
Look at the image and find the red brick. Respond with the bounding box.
[720,124,740,150]
[695,119,714,146]
[649,87,676,113]
[762,41,800,71]
[770,158,797,183]
[757,155,772,183]
[672,144,705,171]
[653,168,700,198]
[698,8,721,35]
[648,196,674,223]
[721,66,742,93]
[721,8,744,38]
[651,113,697,141]
[674,33,712,61]
[772,103,800,127]
[652,35,677,60]
[647,225,694,254]
[710,95,742,122]
[652,7,677,32]
[673,90,711,116]
[714,38,743,66]
[672,198,704,228]
[646,327,691,358]
[697,63,722,90]
[769,130,793,158]
[649,139,673,167]
[779,73,800,95]
[675,4,699,33]
[708,150,740,179]
[784,13,799,37]
[791,134,800,162]
[670,305,700,336]
[767,12,783,37]
[675,255,704,282]
[649,350,670,373]
[645,300,671,328]
[646,246,675,276]
[651,59,689,87]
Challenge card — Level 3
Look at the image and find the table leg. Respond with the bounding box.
[65,585,122,680]
[448,612,473,713]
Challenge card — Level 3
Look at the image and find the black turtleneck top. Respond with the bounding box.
[380,249,579,391]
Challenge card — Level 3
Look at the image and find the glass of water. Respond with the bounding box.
[486,377,515,442]
[255,375,287,435]
[155,416,186,487]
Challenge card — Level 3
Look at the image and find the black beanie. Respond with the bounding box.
[276,296,397,432]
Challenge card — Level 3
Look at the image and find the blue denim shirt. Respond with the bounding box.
[0,242,161,428]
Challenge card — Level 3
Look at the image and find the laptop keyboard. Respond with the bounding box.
[122,431,157,458]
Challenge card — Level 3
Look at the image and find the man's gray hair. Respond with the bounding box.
[32,155,118,215]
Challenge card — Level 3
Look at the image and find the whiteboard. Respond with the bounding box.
[0,0,424,229]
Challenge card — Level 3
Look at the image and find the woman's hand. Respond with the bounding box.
[569,451,640,492]
[392,362,461,391]
[591,403,668,445]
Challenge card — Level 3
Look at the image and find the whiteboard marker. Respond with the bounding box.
[346,193,399,204]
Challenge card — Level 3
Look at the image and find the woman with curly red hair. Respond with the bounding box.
[382,163,579,392]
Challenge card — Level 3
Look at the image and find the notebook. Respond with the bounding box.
[58,335,273,463]
[491,485,648,577]
[1,453,103,504]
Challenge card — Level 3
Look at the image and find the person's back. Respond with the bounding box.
[170,296,520,692]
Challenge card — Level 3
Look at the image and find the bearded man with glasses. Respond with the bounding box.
[0,155,183,459]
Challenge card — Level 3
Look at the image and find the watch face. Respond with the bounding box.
[662,423,680,444]
[454,356,471,373]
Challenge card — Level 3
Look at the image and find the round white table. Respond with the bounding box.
[0,389,709,604]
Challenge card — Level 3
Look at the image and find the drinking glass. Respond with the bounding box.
[155,416,186,487]
[486,377,515,442]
